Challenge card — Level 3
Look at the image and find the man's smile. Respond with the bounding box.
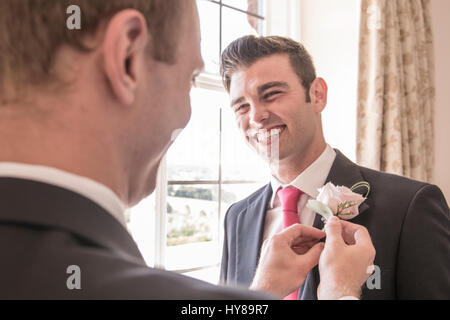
[249,125,286,146]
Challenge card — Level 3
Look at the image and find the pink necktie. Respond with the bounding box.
[277,187,304,300]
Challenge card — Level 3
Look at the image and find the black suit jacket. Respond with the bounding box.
[0,178,272,299]
[220,150,450,299]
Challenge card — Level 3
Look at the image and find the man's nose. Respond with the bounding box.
[249,103,269,127]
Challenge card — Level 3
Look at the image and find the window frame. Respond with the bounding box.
[163,0,267,276]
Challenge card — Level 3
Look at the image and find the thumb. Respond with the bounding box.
[354,225,372,245]
[297,241,324,271]
[324,216,344,247]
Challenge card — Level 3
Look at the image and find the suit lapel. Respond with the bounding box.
[298,149,371,299]
[236,184,272,286]
[325,150,370,214]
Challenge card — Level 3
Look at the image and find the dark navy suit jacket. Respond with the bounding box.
[220,150,450,299]
[0,178,272,299]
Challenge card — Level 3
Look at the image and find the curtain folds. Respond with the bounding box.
[356,0,435,182]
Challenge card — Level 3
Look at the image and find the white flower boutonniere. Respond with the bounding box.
[307,181,370,221]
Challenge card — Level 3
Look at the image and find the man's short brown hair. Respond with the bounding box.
[0,0,184,93]
[220,35,317,102]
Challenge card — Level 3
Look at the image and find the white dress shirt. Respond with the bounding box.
[0,162,128,228]
[262,144,336,244]
[263,145,360,300]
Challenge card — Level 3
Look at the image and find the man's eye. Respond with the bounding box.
[236,104,249,113]
[263,91,281,100]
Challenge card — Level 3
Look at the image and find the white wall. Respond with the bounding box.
[431,0,450,200]
[298,0,361,161]
[265,0,361,161]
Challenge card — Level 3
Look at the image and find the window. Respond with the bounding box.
[128,0,270,284]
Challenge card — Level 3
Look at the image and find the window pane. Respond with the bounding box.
[128,193,155,267]
[221,183,268,212]
[166,241,220,273]
[166,184,219,270]
[197,0,220,74]
[221,6,265,50]
[176,183,267,284]
[223,0,263,15]
[219,183,268,245]
[183,265,220,284]
[167,88,226,181]
[221,104,270,182]
[166,184,219,246]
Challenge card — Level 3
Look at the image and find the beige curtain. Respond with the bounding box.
[356,0,435,182]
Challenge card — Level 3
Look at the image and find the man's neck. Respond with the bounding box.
[0,113,129,205]
[271,143,327,184]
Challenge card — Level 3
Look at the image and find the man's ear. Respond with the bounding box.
[102,9,149,106]
[309,78,328,112]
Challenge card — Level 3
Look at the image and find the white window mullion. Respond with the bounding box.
[264,0,301,41]
[153,155,168,269]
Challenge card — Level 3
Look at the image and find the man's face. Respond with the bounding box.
[229,54,320,166]
[141,1,203,141]
[129,0,204,203]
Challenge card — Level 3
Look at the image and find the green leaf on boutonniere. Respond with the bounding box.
[306,199,334,221]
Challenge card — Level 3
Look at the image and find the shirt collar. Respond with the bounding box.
[270,144,336,208]
[0,162,128,228]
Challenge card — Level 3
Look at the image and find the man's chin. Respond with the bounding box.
[145,163,160,196]
[128,180,156,208]
[127,161,160,207]
[251,143,284,160]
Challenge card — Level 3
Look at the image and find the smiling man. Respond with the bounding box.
[220,35,450,300]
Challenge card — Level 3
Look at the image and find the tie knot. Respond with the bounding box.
[277,187,303,213]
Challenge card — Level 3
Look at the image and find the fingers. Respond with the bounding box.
[326,218,375,261]
[339,220,372,246]
[324,216,344,247]
[292,239,322,254]
[291,235,323,248]
[354,225,372,245]
[354,227,376,261]
[339,219,360,233]
[339,220,358,245]
[280,224,326,245]
[296,242,324,270]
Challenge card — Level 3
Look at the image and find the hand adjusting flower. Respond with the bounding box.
[306,181,370,221]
